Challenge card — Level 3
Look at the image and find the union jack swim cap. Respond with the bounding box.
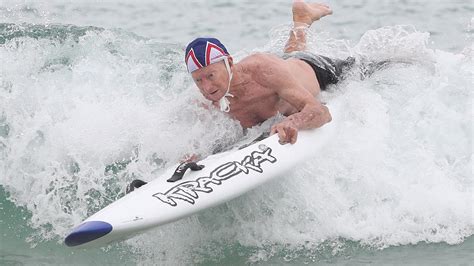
[185,37,229,73]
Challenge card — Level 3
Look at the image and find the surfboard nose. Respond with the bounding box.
[65,221,113,247]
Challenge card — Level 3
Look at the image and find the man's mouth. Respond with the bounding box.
[210,90,218,95]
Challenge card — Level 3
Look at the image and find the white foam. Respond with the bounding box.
[125,27,472,264]
[0,25,472,263]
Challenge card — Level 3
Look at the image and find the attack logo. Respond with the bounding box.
[153,144,276,206]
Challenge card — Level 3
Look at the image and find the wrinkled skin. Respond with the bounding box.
[191,1,333,144]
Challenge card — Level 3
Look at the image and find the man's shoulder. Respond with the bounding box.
[240,53,285,72]
[239,53,289,86]
[245,52,280,63]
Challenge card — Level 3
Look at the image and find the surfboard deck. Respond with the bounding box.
[65,105,338,248]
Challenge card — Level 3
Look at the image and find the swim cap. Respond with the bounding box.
[185,37,229,73]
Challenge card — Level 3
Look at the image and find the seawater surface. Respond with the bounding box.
[0,0,472,265]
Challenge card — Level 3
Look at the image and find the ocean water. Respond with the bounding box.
[0,0,472,265]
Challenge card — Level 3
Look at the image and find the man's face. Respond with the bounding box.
[191,61,229,102]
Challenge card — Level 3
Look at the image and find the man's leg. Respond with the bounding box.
[284,0,333,53]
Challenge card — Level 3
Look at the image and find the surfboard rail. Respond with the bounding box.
[64,104,339,248]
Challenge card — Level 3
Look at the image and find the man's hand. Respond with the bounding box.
[271,122,298,145]
[180,154,200,163]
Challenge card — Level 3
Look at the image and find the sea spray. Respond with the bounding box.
[0,23,472,264]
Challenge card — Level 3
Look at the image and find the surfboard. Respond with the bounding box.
[64,104,338,248]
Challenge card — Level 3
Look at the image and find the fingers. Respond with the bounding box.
[278,128,287,144]
[283,126,297,144]
[271,124,298,145]
[288,127,298,144]
[180,154,199,163]
[270,125,276,135]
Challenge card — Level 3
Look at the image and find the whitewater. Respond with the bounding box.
[0,0,472,265]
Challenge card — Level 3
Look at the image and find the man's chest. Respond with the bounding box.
[228,83,280,128]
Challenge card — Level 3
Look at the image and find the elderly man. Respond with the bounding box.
[185,0,351,144]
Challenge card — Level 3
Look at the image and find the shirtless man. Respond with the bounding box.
[185,1,345,144]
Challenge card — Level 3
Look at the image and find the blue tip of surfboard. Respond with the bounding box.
[65,221,113,247]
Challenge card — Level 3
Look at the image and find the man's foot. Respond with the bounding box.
[292,0,333,26]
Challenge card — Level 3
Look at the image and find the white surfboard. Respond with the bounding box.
[65,105,338,247]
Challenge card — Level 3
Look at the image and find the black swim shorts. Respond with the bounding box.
[283,51,355,90]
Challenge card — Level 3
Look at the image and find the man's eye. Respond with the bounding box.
[208,73,214,79]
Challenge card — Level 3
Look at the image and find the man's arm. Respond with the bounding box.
[272,101,331,144]
[255,55,332,144]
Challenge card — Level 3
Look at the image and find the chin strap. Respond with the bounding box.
[219,57,234,112]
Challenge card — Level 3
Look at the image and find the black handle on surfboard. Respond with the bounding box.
[126,179,148,194]
[167,162,204,182]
